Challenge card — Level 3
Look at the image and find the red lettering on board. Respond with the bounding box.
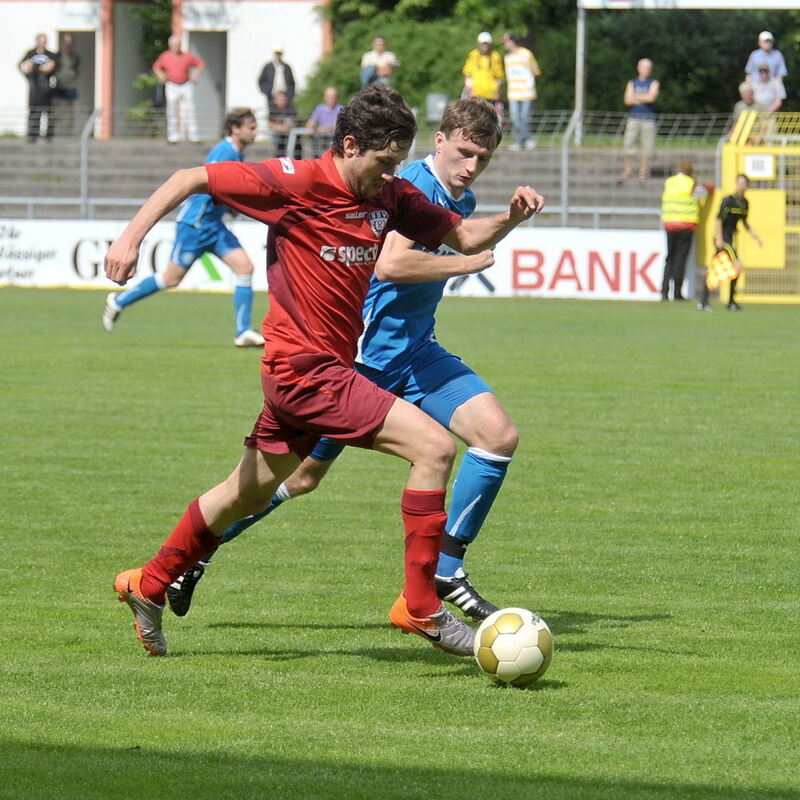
[512,250,545,290]
[588,251,621,291]
[549,250,583,290]
[629,251,659,292]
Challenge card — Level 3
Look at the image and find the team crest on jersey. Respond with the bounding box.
[279,157,295,174]
[368,210,389,236]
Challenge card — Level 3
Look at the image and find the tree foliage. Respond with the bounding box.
[303,1,797,115]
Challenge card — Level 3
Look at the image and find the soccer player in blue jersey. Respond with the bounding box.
[102,107,265,347]
[168,99,537,620]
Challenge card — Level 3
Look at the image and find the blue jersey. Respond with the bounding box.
[175,138,244,228]
[356,155,475,372]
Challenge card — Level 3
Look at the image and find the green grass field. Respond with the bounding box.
[1,287,798,800]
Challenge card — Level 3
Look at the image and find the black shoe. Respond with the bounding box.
[435,572,499,621]
[166,563,205,617]
[726,302,741,311]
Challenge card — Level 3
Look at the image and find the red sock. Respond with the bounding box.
[139,498,218,604]
[401,489,446,618]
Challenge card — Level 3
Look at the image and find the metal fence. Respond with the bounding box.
[0,106,732,226]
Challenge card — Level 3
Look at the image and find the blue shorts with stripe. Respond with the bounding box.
[170,221,242,269]
[309,339,493,462]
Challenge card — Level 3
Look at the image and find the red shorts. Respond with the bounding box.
[243,352,396,460]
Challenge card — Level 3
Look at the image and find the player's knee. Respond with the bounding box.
[419,428,457,473]
[467,418,519,457]
[162,271,183,288]
[288,472,322,496]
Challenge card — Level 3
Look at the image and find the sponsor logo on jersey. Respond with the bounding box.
[345,211,368,220]
[368,210,389,236]
[279,157,294,174]
[318,243,380,266]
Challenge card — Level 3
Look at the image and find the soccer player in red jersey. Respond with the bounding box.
[106,85,543,659]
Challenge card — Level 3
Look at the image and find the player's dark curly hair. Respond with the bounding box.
[439,98,502,150]
[331,85,417,156]
[222,107,255,136]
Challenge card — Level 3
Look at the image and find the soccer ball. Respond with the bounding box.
[474,607,554,687]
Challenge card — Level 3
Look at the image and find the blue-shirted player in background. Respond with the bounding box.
[168,99,540,620]
[102,107,265,348]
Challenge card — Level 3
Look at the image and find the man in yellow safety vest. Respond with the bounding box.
[660,161,711,301]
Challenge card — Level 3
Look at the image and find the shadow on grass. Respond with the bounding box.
[1,740,797,800]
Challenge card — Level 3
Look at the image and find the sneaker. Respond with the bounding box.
[697,303,713,312]
[435,570,499,621]
[234,329,265,348]
[114,568,166,656]
[389,594,475,657]
[726,302,741,311]
[166,563,205,617]
[508,142,521,152]
[102,293,122,333]
[524,139,537,151]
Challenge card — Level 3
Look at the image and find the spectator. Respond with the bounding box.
[744,31,787,83]
[52,33,80,136]
[619,58,659,183]
[258,47,296,113]
[306,86,343,156]
[18,33,57,143]
[659,161,712,302]
[731,82,768,143]
[360,36,400,87]
[502,33,541,151]
[268,90,298,157]
[462,32,505,106]
[752,64,786,113]
[733,82,766,118]
[153,35,205,143]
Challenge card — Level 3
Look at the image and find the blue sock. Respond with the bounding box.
[437,447,511,578]
[203,483,291,562]
[233,277,253,335]
[116,274,164,308]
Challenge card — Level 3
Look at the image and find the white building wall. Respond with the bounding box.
[1,1,99,135]
[183,0,324,115]
[0,0,323,137]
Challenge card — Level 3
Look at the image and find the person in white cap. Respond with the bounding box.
[744,31,787,84]
[463,32,505,104]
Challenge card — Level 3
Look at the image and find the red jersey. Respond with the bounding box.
[206,152,460,367]
[152,50,204,84]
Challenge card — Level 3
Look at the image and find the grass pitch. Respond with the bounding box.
[0,287,798,800]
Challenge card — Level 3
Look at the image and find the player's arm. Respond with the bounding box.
[440,186,544,254]
[105,166,209,285]
[375,231,493,283]
[643,79,660,103]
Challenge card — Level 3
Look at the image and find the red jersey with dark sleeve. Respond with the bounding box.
[206,152,460,367]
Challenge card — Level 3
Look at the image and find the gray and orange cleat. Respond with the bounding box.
[389,594,475,657]
[114,568,167,656]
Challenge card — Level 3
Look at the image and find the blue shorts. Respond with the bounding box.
[170,221,241,269]
[308,339,493,462]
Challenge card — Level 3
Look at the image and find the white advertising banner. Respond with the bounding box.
[0,220,665,302]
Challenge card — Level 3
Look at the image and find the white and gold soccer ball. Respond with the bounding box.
[474,607,554,687]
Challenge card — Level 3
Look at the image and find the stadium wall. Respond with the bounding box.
[0,220,665,301]
[1,0,325,137]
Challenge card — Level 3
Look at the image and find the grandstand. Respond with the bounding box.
[0,107,726,230]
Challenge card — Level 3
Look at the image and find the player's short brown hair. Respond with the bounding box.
[332,85,417,156]
[223,107,255,136]
[439,98,503,150]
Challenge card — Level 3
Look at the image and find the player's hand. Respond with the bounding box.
[508,186,545,222]
[464,249,494,274]
[104,238,141,286]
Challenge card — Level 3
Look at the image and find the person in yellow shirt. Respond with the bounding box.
[502,33,541,151]
[463,32,505,107]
